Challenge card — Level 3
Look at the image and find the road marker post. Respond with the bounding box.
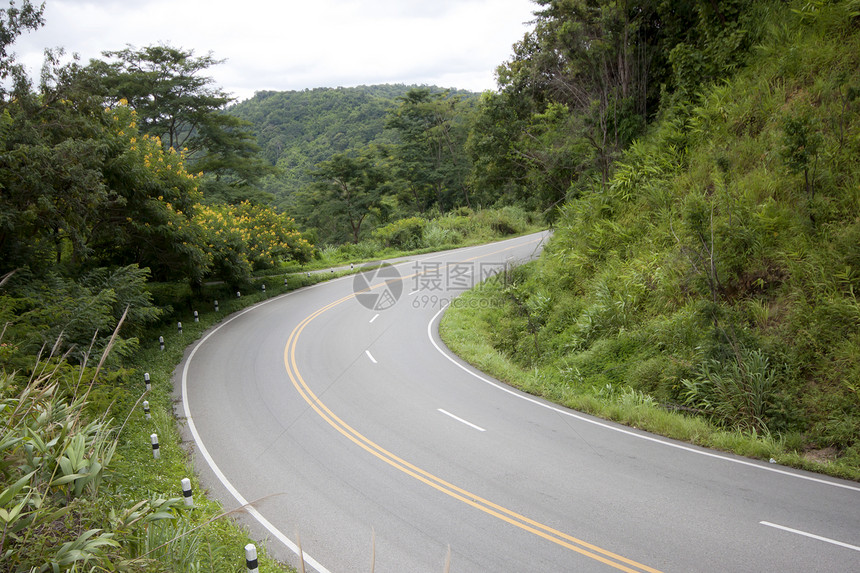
[245,543,259,572]
[143,400,150,420]
[181,478,193,507]
[151,433,160,459]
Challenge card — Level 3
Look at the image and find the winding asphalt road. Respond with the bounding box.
[177,232,860,572]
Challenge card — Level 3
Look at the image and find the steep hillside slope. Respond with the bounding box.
[443,2,860,476]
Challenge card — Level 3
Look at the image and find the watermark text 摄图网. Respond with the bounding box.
[410,261,509,293]
[353,260,511,311]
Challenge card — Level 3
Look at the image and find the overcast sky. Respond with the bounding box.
[12,0,537,102]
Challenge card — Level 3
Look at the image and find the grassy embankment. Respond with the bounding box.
[441,3,860,482]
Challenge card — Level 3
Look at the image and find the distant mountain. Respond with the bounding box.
[227,85,478,204]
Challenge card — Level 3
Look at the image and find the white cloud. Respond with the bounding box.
[12,0,535,101]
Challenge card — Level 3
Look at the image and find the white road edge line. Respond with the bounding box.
[438,408,487,432]
[182,289,335,573]
[365,350,378,364]
[369,313,379,323]
[427,305,860,493]
[760,521,860,552]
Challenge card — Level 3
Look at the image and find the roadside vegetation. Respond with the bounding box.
[305,206,542,268]
[0,286,308,572]
[441,0,860,481]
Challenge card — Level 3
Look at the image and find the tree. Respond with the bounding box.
[0,0,44,91]
[781,113,822,200]
[497,0,653,190]
[308,149,387,244]
[466,90,531,207]
[385,88,473,212]
[192,111,277,203]
[490,0,757,197]
[0,70,209,283]
[84,44,274,201]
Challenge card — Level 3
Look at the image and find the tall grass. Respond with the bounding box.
[1,312,293,571]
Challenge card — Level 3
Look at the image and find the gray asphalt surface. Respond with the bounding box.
[177,232,860,573]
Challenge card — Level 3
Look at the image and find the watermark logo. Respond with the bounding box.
[353,263,403,311]
[410,261,508,292]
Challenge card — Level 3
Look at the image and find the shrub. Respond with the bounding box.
[682,348,780,432]
[371,217,426,249]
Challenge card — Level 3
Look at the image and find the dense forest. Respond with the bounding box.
[1,0,859,570]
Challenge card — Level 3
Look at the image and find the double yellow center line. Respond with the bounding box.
[283,241,662,572]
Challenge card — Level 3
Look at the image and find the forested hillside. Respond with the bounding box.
[228,85,483,244]
[442,0,860,477]
[228,86,477,207]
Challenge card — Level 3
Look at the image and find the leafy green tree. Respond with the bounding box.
[231,201,313,266]
[195,201,313,286]
[488,0,760,201]
[466,90,532,207]
[84,44,274,202]
[192,112,277,204]
[307,149,388,244]
[0,0,44,91]
[88,45,228,154]
[496,0,655,189]
[781,113,822,199]
[0,66,208,283]
[385,88,473,212]
[82,103,209,282]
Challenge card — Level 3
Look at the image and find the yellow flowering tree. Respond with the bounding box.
[195,203,253,286]
[232,201,314,268]
[95,102,210,283]
[196,201,314,285]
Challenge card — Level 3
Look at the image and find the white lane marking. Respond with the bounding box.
[369,313,379,323]
[182,294,332,573]
[365,350,378,364]
[438,409,487,432]
[760,521,860,552]
[426,306,860,493]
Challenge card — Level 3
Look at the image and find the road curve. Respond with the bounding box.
[177,232,860,573]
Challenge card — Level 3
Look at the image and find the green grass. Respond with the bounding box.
[440,281,860,482]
